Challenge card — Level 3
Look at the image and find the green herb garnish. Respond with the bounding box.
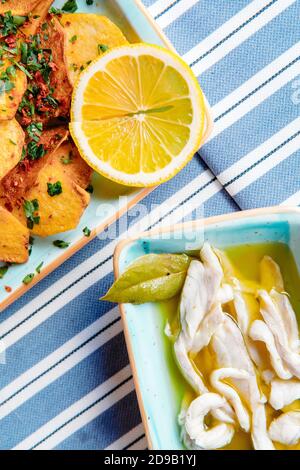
[85,184,94,194]
[98,44,109,53]
[62,0,78,13]
[36,262,44,274]
[61,152,73,165]
[49,7,62,15]
[70,35,77,44]
[0,265,8,279]
[26,122,43,142]
[28,236,34,256]
[47,181,62,197]
[27,141,45,160]
[0,11,27,37]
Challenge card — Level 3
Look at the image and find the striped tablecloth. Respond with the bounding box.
[0,0,299,450]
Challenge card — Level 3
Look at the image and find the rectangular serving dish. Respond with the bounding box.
[0,0,213,311]
[114,206,300,450]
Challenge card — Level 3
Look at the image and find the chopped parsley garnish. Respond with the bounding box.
[53,240,70,249]
[12,60,33,79]
[11,15,27,27]
[44,93,59,109]
[27,140,45,160]
[98,44,109,53]
[83,227,91,237]
[20,145,26,161]
[22,273,35,285]
[49,7,62,15]
[0,11,27,37]
[18,94,35,117]
[17,33,61,122]
[20,35,52,80]
[61,152,73,165]
[85,184,94,194]
[62,0,78,13]
[70,35,77,44]
[20,42,28,63]
[23,199,40,229]
[0,265,8,279]
[86,0,94,5]
[47,181,62,197]
[0,66,15,95]
[26,122,43,141]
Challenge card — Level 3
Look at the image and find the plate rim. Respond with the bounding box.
[0,0,213,312]
[113,205,300,449]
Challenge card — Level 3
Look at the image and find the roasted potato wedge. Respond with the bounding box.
[0,119,24,179]
[38,15,73,122]
[0,127,68,209]
[0,0,40,15]
[51,141,93,189]
[60,14,128,85]
[0,205,29,264]
[26,159,90,237]
[0,60,27,121]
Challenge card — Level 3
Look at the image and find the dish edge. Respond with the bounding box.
[0,0,213,312]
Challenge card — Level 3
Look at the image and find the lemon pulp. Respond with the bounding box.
[162,242,300,450]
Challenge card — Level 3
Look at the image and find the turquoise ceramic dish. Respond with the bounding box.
[0,0,212,311]
[114,207,300,450]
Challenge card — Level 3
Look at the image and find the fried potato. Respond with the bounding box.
[0,205,29,264]
[60,14,128,85]
[0,60,27,121]
[27,159,90,237]
[0,126,68,209]
[0,0,40,15]
[0,119,24,179]
[21,0,53,36]
[51,140,93,189]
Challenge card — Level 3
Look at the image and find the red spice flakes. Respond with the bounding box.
[4,286,12,293]
[19,111,32,127]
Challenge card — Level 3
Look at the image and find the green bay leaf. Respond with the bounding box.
[102,253,191,304]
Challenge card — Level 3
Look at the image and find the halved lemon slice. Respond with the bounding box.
[70,44,206,187]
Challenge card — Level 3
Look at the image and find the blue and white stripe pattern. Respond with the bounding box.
[0,0,299,449]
